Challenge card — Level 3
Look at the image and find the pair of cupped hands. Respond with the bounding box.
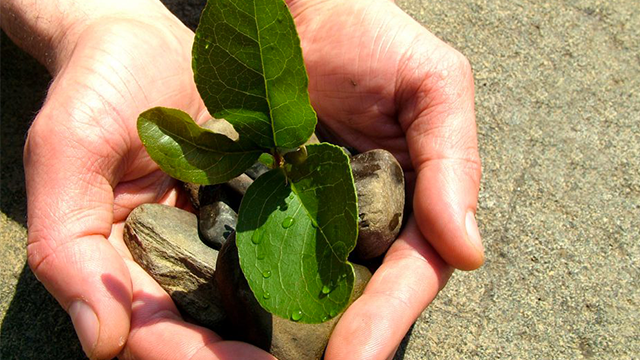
[18,0,482,358]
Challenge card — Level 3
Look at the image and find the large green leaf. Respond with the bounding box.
[193,0,317,150]
[138,107,262,185]
[236,143,358,323]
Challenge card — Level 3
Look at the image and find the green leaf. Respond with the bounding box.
[258,152,275,168]
[138,107,262,185]
[236,143,358,323]
[193,0,317,150]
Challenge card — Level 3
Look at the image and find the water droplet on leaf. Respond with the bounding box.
[321,285,332,294]
[263,292,271,299]
[251,231,263,244]
[291,310,303,321]
[329,310,338,318]
[262,270,272,278]
[281,217,294,228]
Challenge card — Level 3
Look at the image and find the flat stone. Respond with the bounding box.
[124,203,226,331]
[351,149,405,259]
[226,173,253,197]
[199,201,237,250]
[214,233,372,360]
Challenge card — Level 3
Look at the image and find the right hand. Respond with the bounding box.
[22,4,274,359]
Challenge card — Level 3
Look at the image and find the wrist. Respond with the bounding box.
[1,0,175,74]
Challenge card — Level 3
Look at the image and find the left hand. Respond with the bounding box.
[286,0,483,358]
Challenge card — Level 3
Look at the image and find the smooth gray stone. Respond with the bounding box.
[351,149,405,259]
[245,162,270,180]
[124,203,226,331]
[214,233,372,360]
[199,201,237,250]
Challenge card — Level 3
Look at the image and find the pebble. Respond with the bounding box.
[123,203,226,331]
[199,200,237,250]
[351,149,405,259]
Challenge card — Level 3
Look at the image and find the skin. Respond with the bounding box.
[2,0,482,359]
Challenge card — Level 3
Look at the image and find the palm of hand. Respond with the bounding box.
[38,19,206,219]
[290,1,429,168]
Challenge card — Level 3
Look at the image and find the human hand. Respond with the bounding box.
[9,1,274,359]
[286,0,483,358]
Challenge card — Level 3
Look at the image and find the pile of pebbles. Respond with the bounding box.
[124,145,405,360]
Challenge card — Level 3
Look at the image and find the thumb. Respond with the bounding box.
[24,103,132,359]
[399,39,483,270]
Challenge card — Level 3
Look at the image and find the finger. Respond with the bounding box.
[119,253,275,360]
[325,218,452,360]
[397,29,483,270]
[23,101,138,359]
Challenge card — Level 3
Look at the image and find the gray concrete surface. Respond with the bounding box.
[2,0,638,359]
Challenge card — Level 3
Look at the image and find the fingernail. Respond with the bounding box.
[465,210,484,255]
[69,300,99,357]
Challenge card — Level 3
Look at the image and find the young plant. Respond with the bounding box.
[137,0,358,324]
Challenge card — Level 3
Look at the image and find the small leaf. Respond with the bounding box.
[258,153,275,168]
[193,0,317,150]
[237,143,358,323]
[138,107,262,185]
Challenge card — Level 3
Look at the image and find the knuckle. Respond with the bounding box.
[432,49,473,91]
[436,48,472,78]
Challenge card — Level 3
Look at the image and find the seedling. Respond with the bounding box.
[137,0,358,324]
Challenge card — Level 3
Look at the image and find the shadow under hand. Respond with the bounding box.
[0,263,86,360]
[1,30,86,360]
[392,322,415,360]
[0,31,51,227]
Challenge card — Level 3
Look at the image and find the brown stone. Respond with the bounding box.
[351,149,405,259]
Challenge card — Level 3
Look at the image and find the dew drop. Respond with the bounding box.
[321,285,332,294]
[251,231,263,244]
[262,270,272,278]
[291,310,303,321]
[329,310,338,318]
[257,250,266,260]
[263,292,271,299]
[281,217,295,228]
